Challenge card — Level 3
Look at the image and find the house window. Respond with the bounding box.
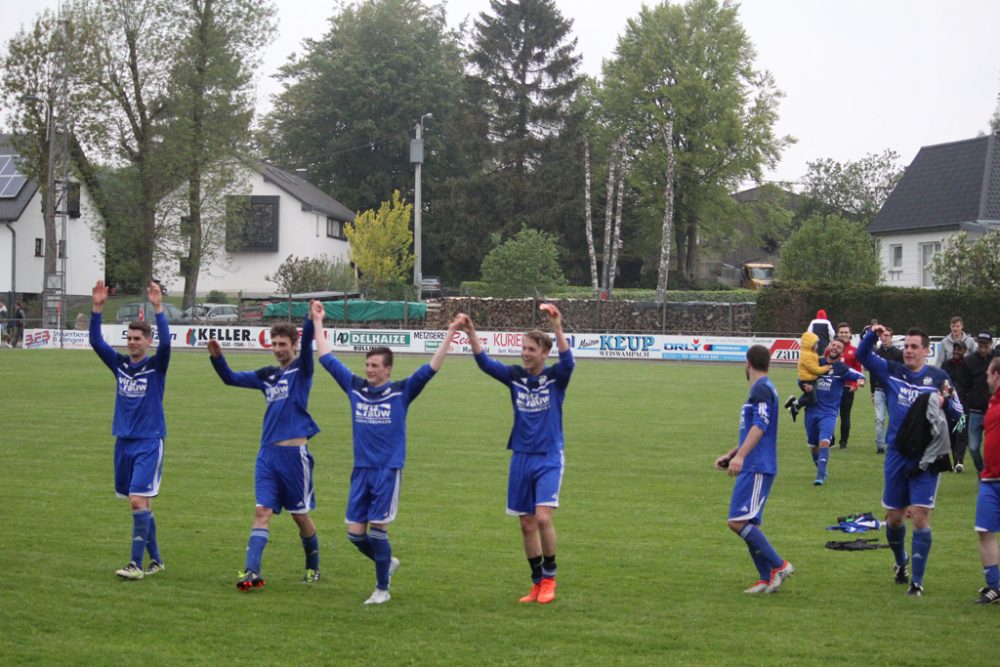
[890,244,902,269]
[34,238,43,256]
[226,195,279,252]
[919,241,940,288]
[327,218,345,239]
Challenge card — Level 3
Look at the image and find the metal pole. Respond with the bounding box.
[412,113,431,302]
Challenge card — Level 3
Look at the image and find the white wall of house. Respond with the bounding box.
[877,229,955,288]
[0,181,104,296]
[160,167,351,295]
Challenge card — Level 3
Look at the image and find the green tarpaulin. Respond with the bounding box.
[263,300,427,321]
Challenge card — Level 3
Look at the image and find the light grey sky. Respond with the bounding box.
[5,0,1000,184]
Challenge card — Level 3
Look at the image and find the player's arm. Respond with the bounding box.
[311,300,331,357]
[207,339,262,388]
[429,315,465,372]
[541,303,569,353]
[461,315,483,355]
[715,446,740,470]
[146,282,171,369]
[298,312,315,378]
[89,280,118,369]
[727,425,765,477]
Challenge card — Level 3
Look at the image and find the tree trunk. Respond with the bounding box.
[656,123,675,302]
[607,150,628,296]
[583,138,599,296]
[601,138,620,291]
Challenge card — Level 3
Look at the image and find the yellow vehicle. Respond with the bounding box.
[741,262,775,289]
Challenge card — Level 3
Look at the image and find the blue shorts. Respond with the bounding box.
[346,467,401,525]
[255,444,315,515]
[728,472,775,524]
[114,437,163,498]
[507,450,564,516]
[882,447,941,510]
[804,410,836,446]
[975,482,1000,533]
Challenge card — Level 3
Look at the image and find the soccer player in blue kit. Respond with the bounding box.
[208,309,322,591]
[801,337,865,486]
[461,303,573,605]
[715,344,794,594]
[857,324,964,596]
[89,280,170,580]
[312,301,466,604]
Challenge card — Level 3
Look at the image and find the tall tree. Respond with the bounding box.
[263,0,465,213]
[800,150,903,223]
[601,0,791,286]
[463,0,584,267]
[160,0,275,309]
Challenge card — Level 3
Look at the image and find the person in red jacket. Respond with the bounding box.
[836,323,864,449]
[973,357,1000,604]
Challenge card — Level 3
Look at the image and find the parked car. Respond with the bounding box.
[115,302,184,323]
[420,275,442,297]
[181,303,239,322]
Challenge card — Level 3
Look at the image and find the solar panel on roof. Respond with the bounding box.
[0,155,18,177]
[0,175,27,199]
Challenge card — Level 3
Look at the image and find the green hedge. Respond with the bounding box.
[755,285,1000,336]
[458,282,759,303]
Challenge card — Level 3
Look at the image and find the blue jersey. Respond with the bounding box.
[211,318,319,447]
[808,362,866,416]
[857,330,963,452]
[90,311,170,439]
[739,376,780,475]
[475,349,575,454]
[318,353,436,468]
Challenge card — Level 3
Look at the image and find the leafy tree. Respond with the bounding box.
[262,0,465,213]
[801,150,903,223]
[776,214,881,285]
[480,226,566,297]
[159,0,276,309]
[930,230,1000,290]
[345,190,414,292]
[266,254,357,294]
[600,0,791,286]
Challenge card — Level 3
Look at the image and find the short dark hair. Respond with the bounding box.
[905,328,930,348]
[270,322,298,345]
[128,320,152,338]
[882,326,893,335]
[837,322,851,331]
[954,341,967,351]
[524,330,554,354]
[746,344,770,371]
[951,316,964,325]
[366,347,393,367]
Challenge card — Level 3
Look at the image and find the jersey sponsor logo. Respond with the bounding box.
[118,374,149,398]
[355,401,392,424]
[264,380,290,404]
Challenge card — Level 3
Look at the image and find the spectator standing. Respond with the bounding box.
[966,331,1000,473]
[808,309,836,356]
[941,341,971,472]
[935,316,976,367]
[836,323,863,449]
[10,301,25,348]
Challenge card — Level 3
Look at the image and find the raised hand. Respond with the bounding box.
[92,280,109,311]
[207,339,222,358]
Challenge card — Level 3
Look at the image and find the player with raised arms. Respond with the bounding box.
[89,279,170,580]
[208,306,321,591]
[461,303,574,605]
[312,300,466,605]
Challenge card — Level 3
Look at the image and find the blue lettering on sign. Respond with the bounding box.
[663,342,699,351]
[600,335,655,351]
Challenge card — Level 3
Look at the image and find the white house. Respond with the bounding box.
[158,162,355,295]
[869,133,1000,288]
[0,135,105,301]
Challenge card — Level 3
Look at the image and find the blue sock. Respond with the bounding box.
[746,542,770,580]
[301,532,319,571]
[811,449,819,466]
[130,510,151,565]
[911,527,932,586]
[817,449,830,477]
[245,528,269,574]
[146,514,161,563]
[370,528,392,590]
[348,531,374,560]
[886,522,907,567]
[985,563,1000,589]
[739,524,783,571]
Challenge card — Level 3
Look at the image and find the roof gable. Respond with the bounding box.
[258,163,355,221]
[869,134,1000,234]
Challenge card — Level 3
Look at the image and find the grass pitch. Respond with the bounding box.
[0,349,995,666]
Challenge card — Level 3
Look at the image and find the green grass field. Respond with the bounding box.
[1,349,996,666]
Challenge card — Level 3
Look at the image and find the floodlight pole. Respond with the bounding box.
[23,94,58,328]
[411,113,431,301]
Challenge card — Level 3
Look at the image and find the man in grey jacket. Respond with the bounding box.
[935,316,976,367]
